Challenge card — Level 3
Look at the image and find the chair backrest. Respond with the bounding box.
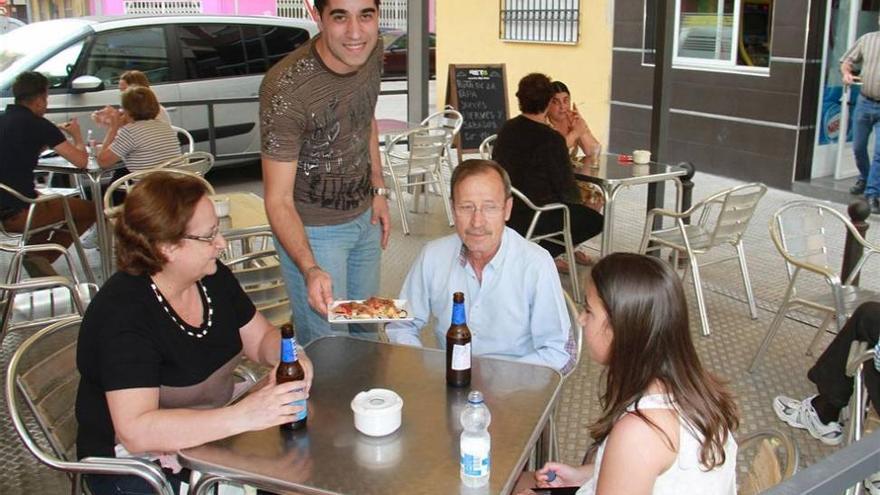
[222,232,290,327]
[479,134,496,160]
[737,429,799,495]
[703,182,767,247]
[420,107,464,141]
[561,290,583,378]
[158,150,214,176]
[7,317,82,464]
[385,127,448,176]
[103,168,216,216]
[770,201,863,283]
[171,125,195,153]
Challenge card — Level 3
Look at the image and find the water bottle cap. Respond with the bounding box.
[467,390,483,404]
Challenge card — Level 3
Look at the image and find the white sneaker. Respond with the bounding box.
[866,471,880,495]
[773,395,843,446]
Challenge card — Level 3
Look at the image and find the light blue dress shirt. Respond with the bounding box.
[386,227,571,371]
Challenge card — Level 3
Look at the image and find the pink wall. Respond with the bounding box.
[92,0,433,26]
[95,0,277,16]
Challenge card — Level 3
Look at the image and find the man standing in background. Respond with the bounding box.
[259,0,391,344]
[842,21,880,214]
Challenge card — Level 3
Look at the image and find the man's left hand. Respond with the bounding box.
[372,195,391,249]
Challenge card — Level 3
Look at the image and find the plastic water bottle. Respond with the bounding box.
[460,390,491,487]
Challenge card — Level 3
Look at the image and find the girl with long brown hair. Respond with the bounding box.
[519,253,739,494]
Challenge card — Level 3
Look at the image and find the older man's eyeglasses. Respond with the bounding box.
[183,225,221,244]
[453,203,504,218]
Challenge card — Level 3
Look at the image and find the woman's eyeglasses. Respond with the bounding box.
[183,225,221,243]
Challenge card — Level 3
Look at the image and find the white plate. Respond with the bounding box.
[327,299,414,324]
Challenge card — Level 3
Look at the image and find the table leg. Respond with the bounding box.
[600,186,621,257]
[88,173,112,282]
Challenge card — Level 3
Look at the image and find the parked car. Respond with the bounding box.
[381,29,435,78]
[0,16,25,35]
[0,15,318,167]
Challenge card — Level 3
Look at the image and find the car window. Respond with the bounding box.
[180,24,254,79]
[85,27,171,87]
[390,35,407,51]
[242,25,267,74]
[33,40,85,89]
[263,26,310,67]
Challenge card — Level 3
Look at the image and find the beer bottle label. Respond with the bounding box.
[451,343,471,370]
[452,301,466,325]
[281,337,298,363]
[290,394,308,421]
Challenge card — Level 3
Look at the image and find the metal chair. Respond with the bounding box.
[749,201,880,371]
[638,182,767,337]
[383,127,454,235]
[6,317,176,495]
[0,183,96,285]
[479,134,496,160]
[420,106,463,171]
[736,429,799,495]
[511,187,581,302]
[171,125,195,153]
[844,340,877,446]
[222,231,291,328]
[157,150,214,176]
[0,243,94,341]
[546,291,584,462]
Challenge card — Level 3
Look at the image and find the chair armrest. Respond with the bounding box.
[846,341,875,377]
[79,457,175,495]
[6,242,83,285]
[223,249,277,268]
[0,183,62,204]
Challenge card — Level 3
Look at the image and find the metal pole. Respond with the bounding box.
[406,0,430,123]
[842,198,871,286]
[648,0,675,229]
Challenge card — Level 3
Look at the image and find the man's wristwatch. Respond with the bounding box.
[371,187,391,197]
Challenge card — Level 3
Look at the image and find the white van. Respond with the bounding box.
[0,15,318,167]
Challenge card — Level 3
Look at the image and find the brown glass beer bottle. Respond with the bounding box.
[277,323,307,430]
[446,292,472,387]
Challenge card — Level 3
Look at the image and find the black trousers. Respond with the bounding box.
[508,202,603,258]
[808,301,880,416]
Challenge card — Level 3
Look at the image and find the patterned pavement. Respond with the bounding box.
[1,163,877,493]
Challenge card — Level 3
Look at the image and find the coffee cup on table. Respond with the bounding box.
[632,149,651,164]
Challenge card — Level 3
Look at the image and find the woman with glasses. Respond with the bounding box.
[493,73,603,273]
[75,172,314,494]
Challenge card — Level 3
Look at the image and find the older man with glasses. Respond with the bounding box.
[385,159,571,372]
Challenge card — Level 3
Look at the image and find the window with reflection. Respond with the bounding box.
[643,0,773,71]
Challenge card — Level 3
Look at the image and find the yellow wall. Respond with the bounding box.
[436,0,614,146]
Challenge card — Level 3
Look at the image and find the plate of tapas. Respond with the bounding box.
[328,297,413,323]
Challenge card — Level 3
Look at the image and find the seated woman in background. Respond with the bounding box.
[94,85,182,172]
[76,172,313,494]
[492,73,603,272]
[547,81,601,163]
[517,253,739,495]
[118,69,172,124]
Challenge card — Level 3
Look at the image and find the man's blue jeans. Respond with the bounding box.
[276,208,382,345]
[852,94,880,198]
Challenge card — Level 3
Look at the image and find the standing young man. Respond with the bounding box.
[842,22,880,214]
[260,0,390,344]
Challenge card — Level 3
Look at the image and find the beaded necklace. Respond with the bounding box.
[149,280,213,338]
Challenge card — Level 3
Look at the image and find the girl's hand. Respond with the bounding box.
[535,461,592,488]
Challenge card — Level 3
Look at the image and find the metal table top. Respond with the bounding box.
[216,192,269,238]
[179,336,563,494]
[573,153,687,187]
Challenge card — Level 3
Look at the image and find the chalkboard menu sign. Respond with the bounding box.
[446,64,509,153]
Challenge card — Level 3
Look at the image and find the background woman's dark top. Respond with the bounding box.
[75,261,256,459]
[492,115,602,258]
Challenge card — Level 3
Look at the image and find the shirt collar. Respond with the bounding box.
[456,227,511,271]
